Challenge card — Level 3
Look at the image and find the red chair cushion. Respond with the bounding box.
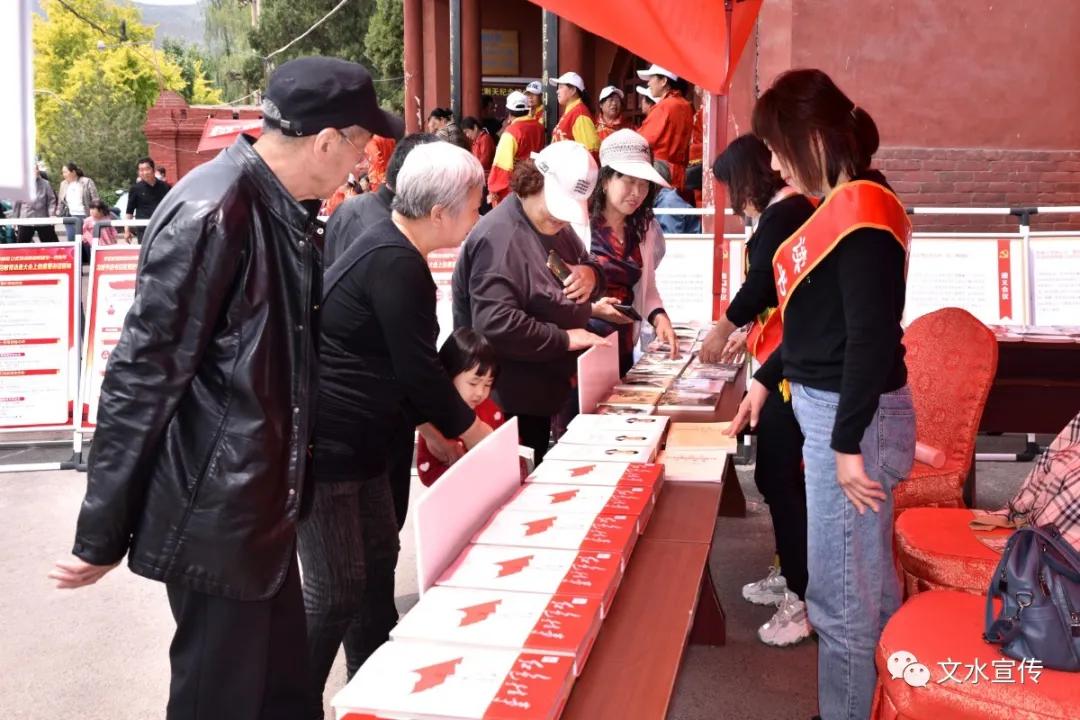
[895,508,1011,596]
[894,463,967,511]
[872,591,1079,719]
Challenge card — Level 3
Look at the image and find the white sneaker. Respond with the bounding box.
[758,591,813,647]
[742,565,788,605]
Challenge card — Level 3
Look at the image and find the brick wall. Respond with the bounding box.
[876,148,1080,233]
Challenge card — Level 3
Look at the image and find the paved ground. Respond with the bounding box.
[0,434,1039,719]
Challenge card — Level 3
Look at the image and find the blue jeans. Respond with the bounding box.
[790,383,915,720]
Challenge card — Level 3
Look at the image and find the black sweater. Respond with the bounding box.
[453,194,606,416]
[755,173,908,454]
[313,218,475,481]
[726,194,817,327]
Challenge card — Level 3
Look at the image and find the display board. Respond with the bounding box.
[80,245,141,427]
[905,237,1024,325]
[0,243,78,428]
[1028,236,1080,325]
[428,248,459,347]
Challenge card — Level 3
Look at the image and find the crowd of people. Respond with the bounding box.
[48,54,920,720]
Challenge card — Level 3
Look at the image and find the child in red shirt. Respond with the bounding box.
[416,329,505,486]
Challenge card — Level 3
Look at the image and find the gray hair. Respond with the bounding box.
[392,141,485,219]
[261,98,283,134]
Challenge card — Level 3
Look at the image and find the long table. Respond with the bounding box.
[562,367,745,719]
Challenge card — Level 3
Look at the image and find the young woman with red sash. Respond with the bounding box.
[728,69,915,720]
[702,135,816,648]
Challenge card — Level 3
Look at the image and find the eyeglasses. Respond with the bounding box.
[338,130,366,158]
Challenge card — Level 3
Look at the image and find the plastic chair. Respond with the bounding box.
[894,308,998,512]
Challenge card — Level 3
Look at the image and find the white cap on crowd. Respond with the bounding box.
[525,80,544,95]
[530,142,599,225]
[636,85,659,102]
[599,129,671,188]
[637,63,679,82]
[550,71,586,93]
[599,85,625,102]
[506,90,529,112]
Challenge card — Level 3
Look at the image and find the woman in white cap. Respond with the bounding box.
[550,71,600,154]
[524,80,546,127]
[596,85,627,142]
[587,128,679,374]
[453,141,608,462]
[636,63,695,191]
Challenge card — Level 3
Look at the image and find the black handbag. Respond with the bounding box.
[984,524,1080,671]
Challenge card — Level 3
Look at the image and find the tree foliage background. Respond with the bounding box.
[34,0,221,203]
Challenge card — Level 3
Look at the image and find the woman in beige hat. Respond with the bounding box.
[586,128,679,373]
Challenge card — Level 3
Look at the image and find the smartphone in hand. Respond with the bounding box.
[612,304,642,321]
[546,250,573,283]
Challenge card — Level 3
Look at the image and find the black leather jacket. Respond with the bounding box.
[72,137,323,601]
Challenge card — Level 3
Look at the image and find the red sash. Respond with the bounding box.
[747,181,911,363]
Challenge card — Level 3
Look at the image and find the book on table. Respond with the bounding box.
[332,639,576,720]
[389,586,603,677]
[556,422,666,454]
[472,506,639,562]
[543,441,656,464]
[436,544,625,617]
[524,460,664,492]
[499,480,656,527]
[566,413,670,435]
[602,386,664,407]
[656,387,724,414]
[630,352,691,376]
[665,421,737,452]
[682,358,741,381]
[656,448,730,483]
[668,377,727,394]
[595,402,656,416]
[613,374,674,391]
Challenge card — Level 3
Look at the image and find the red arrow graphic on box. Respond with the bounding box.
[411,657,463,693]
[496,555,534,577]
[458,599,502,626]
[523,516,557,536]
[569,464,596,477]
[549,489,580,504]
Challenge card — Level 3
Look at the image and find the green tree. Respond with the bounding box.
[33,0,223,182]
[364,0,404,112]
[41,86,149,207]
[163,39,226,104]
[202,0,258,102]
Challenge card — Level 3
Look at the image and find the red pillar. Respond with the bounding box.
[404,0,424,133]
[558,19,584,76]
[461,0,481,119]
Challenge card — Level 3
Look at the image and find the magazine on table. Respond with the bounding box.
[657,388,723,414]
[595,402,657,415]
[657,448,730,483]
[665,422,737,452]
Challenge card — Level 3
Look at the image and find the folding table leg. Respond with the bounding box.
[689,564,726,646]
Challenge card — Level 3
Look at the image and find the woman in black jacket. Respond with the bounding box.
[703,134,816,648]
[452,141,608,462]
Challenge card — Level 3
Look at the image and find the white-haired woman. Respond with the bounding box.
[302,141,494,715]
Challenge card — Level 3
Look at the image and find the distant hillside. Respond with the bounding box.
[33,1,206,47]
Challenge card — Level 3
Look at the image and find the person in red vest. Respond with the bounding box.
[727,69,914,720]
[462,117,495,174]
[525,80,546,128]
[550,71,599,154]
[487,91,546,206]
[596,85,626,142]
[636,63,694,191]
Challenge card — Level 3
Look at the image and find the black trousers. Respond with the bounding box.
[515,413,554,465]
[17,224,59,243]
[298,475,401,718]
[755,388,809,600]
[165,553,310,720]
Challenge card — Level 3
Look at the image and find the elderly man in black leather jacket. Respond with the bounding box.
[49,57,403,720]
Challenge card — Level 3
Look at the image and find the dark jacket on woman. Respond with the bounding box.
[452,194,605,416]
[314,217,476,482]
[72,137,323,601]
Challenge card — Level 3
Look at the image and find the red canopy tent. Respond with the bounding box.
[196,118,264,153]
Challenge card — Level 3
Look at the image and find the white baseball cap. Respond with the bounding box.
[636,85,658,102]
[525,80,544,95]
[599,85,625,102]
[600,129,671,188]
[550,71,585,93]
[531,142,599,225]
[506,90,529,112]
[637,63,679,82]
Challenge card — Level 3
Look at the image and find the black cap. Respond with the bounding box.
[264,57,404,140]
